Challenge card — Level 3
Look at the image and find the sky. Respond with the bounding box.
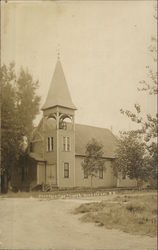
[1,0,157,135]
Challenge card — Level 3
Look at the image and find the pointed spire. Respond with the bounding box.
[42,60,76,110]
[57,44,60,61]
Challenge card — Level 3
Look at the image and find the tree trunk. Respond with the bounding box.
[90,175,93,188]
[1,173,8,193]
[137,178,143,190]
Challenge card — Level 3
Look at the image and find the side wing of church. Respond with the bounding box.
[15,60,137,190]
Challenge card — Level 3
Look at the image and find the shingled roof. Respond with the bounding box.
[75,124,117,158]
[42,60,76,110]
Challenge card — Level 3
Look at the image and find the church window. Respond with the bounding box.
[63,137,66,151]
[47,137,54,151]
[67,137,71,151]
[59,121,67,130]
[64,163,69,178]
[51,137,54,150]
[63,136,71,151]
[99,166,103,179]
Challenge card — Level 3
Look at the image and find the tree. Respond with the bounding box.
[120,7,157,184]
[82,138,105,187]
[16,68,41,139]
[1,63,20,191]
[0,62,41,192]
[113,132,149,187]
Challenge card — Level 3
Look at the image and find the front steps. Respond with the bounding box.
[31,183,58,192]
[42,183,58,192]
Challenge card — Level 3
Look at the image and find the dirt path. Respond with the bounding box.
[0,197,157,250]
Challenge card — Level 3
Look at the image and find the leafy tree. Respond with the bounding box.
[82,138,105,187]
[120,7,157,183]
[113,132,149,186]
[1,63,20,181]
[16,68,41,139]
[138,6,157,96]
[1,62,41,192]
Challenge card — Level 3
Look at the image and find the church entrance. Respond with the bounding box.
[37,163,46,185]
[46,164,57,185]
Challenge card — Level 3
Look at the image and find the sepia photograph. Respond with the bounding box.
[0,0,157,249]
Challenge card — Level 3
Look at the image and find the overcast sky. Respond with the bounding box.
[1,0,157,134]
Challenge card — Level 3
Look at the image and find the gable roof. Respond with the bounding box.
[31,120,117,159]
[29,152,45,162]
[75,124,117,158]
[42,60,76,110]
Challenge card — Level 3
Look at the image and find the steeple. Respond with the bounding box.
[42,60,76,110]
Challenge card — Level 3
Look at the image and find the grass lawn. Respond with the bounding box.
[74,193,157,237]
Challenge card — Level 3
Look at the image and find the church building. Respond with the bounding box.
[16,59,136,191]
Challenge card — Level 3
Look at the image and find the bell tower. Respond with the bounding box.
[42,58,77,188]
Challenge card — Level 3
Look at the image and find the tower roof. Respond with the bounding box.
[42,60,76,110]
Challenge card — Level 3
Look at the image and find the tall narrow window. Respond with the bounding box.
[99,166,103,179]
[47,137,50,151]
[63,136,71,152]
[67,137,71,151]
[50,137,54,151]
[47,137,54,151]
[64,163,69,178]
[63,137,66,151]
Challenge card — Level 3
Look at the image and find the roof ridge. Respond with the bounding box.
[75,123,111,132]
